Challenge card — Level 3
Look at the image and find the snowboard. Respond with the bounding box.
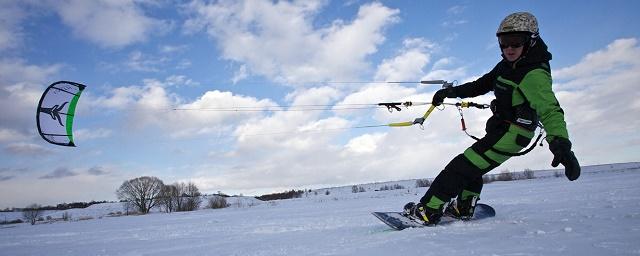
[372,203,496,230]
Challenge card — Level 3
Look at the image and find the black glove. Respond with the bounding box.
[432,87,456,106]
[548,137,581,181]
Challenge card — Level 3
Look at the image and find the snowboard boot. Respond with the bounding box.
[444,196,478,220]
[403,202,443,225]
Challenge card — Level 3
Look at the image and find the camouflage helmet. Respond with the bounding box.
[496,12,539,36]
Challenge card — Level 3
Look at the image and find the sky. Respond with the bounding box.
[1,0,639,208]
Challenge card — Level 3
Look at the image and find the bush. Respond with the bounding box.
[415,179,430,188]
[62,212,72,221]
[351,186,366,193]
[23,203,43,225]
[0,219,23,225]
[379,184,405,191]
[496,170,514,181]
[208,196,228,209]
[482,174,495,184]
[523,168,535,179]
[256,190,305,201]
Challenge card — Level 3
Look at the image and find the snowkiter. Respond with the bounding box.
[405,12,581,225]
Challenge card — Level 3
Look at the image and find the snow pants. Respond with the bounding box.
[420,118,535,210]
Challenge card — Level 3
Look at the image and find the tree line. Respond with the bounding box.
[117,176,212,214]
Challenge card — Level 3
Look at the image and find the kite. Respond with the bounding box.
[36,81,86,147]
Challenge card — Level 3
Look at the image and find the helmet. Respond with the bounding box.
[496,12,538,37]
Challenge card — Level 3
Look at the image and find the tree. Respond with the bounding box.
[159,184,179,213]
[116,176,164,214]
[182,182,202,211]
[523,168,535,179]
[23,203,43,225]
[497,170,514,181]
[415,179,431,188]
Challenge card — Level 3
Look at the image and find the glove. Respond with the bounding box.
[548,137,581,181]
[432,87,456,106]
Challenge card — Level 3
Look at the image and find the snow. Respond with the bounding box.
[1,163,640,255]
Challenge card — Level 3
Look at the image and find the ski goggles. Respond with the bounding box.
[498,33,529,49]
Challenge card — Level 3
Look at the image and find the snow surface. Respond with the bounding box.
[1,163,640,256]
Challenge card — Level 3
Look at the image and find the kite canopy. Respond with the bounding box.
[36,81,86,147]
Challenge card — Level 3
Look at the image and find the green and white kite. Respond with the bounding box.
[36,81,86,147]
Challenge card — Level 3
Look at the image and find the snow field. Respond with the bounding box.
[1,165,639,255]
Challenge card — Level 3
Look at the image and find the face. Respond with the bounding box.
[498,33,528,62]
[502,45,523,62]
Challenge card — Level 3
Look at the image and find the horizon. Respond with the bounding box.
[2,161,636,210]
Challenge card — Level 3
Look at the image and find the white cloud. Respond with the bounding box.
[74,128,113,141]
[0,59,63,132]
[0,128,29,143]
[0,1,26,51]
[548,38,640,165]
[554,38,640,82]
[126,51,169,72]
[52,0,170,48]
[374,38,434,82]
[184,0,399,84]
[344,133,386,154]
[231,65,249,84]
[233,86,341,141]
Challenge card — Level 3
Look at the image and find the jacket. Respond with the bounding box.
[452,38,569,141]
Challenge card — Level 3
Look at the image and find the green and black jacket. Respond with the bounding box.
[452,38,569,142]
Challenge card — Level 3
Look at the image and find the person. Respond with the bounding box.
[404,12,581,225]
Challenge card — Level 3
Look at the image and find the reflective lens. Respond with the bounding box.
[499,34,528,49]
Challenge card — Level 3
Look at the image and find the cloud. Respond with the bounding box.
[549,38,640,164]
[74,128,113,141]
[233,86,341,140]
[87,166,109,176]
[442,5,468,27]
[0,128,30,143]
[126,51,169,72]
[89,77,278,137]
[51,0,171,48]
[0,59,63,134]
[554,38,640,82]
[184,0,400,84]
[39,167,78,179]
[374,38,435,82]
[446,5,467,15]
[0,1,27,52]
[0,175,15,182]
[159,44,189,54]
[4,142,52,155]
[344,133,387,154]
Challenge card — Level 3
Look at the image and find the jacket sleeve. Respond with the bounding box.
[519,68,569,141]
[453,64,498,98]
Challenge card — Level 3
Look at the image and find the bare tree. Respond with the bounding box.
[173,182,186,212]
[116,176,164,214]
[523,168,535,179]
[23,203,43,225]
[159,184,179,213]
[182,182,202,211]
[415,179,431,188]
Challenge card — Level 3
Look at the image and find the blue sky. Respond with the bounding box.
[1,0,639,208]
